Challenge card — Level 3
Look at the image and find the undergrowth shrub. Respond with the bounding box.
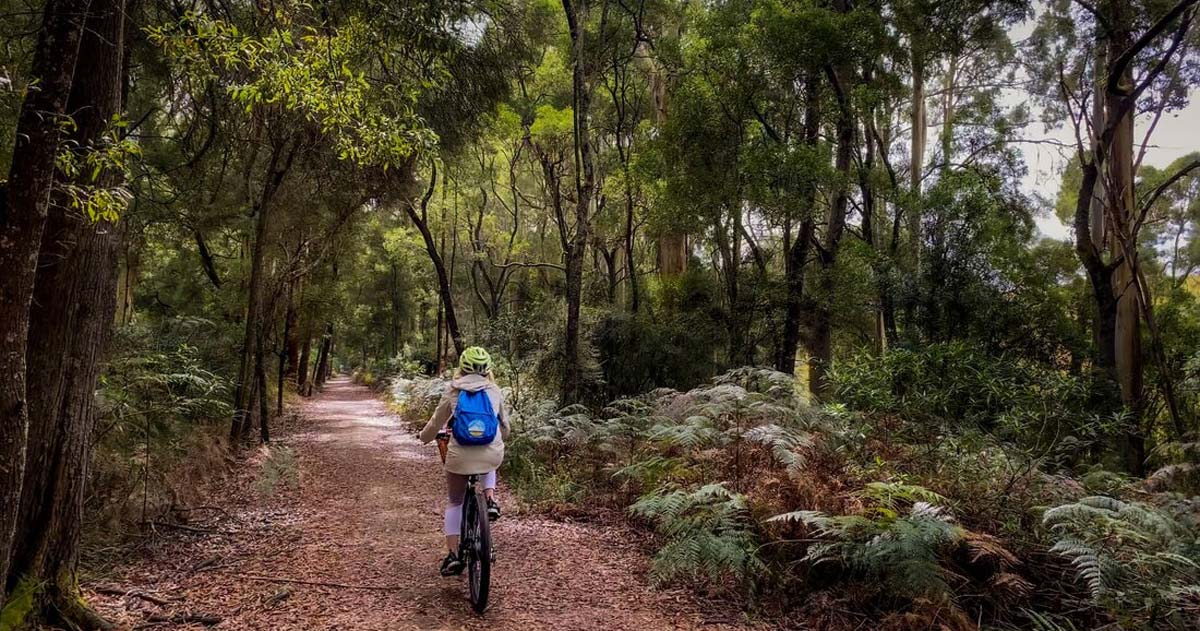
[773,483,965,601]
[390,375,450,429]
[89,325,232,531]
[1044,496,1200,629]
[502,361,1200,629]
[831,342,1100,462]
[630,483,763,587]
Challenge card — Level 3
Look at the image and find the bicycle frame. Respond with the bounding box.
[459,473,491,613]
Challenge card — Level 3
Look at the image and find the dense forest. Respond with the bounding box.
[1,0,1199,628]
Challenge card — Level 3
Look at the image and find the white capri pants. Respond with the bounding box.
[443,470,496,536]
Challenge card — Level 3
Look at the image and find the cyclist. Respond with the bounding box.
[418,346,510,576]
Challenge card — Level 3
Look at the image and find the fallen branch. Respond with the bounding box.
[219,572,403,591]
[146,521,231,535]
[189,556,222,572]
[134,612,223,629]
[94,586,171,607]
[169,505,232,519]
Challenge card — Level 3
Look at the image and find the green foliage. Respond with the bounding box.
[1044,496,1200,628]
[630,483,763,587]
[831,342,1100,461]
[592,308,723,398]
[772,483,965,601]
[147,10,436,169]
[90,323,234,528]
[53,115,140,222]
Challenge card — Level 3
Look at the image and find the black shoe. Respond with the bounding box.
[440,552,464,576]
[487,498,501,522]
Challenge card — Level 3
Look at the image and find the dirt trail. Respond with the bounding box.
[90,377,749,630]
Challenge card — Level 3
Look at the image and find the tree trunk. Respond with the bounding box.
[808,47,854,399]
[561,0,596,405]
[657,234,688,275]
[940,53,957,170]
[283,278,301,381]
[0,2,90,610]
[403,162,464,357]
[313,323,333,387]
[390,261,400,357]
[194,229,222,289]
[277,291,292,413]
[257,337,270,443]
[776,76,821,374]
[624,202,640,313]
[116,242,139,325]
[909,48,927,270]
[296,293,312,393]
[1106,14,1145,474]
[6,2,125,627]
[232,138,297,440]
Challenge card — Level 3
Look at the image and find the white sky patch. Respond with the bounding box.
[1021,100,1200,241]
[1004,9,1200,242]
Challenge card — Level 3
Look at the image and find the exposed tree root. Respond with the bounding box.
[47,589,115,631]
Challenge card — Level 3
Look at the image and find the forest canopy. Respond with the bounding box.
[1,0,1200,629]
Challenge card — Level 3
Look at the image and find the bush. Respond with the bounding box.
[830,342,1102,463]
[389,375,450,430]
[89,322,233,532]
[1044,495,1200,629]
[630,483,763,587]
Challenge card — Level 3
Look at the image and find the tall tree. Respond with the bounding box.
[560,0,600,404]
[0,0,91,615]
[4,0,129,626]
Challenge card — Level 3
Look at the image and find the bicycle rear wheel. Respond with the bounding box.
[464,491,491,613]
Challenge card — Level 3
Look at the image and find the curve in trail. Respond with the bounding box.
[91,377,744,630]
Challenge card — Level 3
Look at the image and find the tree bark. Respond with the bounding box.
[808,41,854,399]
[0,2,90,610]
[403,162,464,357]
[561,0,597,405]
[283,278,300,380]
[6,2,125,627]
[313,323,333,388]
[776,76,821,374]
[297,328,312,393]
[194,229,223,289]
[1106,7,1145,474]
[909,47,927,270]
[232,137,297,440]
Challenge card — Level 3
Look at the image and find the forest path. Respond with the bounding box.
[89,377,746,630]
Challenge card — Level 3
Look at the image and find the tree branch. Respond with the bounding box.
[1108,0,1199,96]
[491,261,566,272]
[1135,159,1200,234]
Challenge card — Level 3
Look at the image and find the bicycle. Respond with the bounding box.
[437,431,492,613]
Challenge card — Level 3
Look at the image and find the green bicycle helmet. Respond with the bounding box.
[459,346,493,375]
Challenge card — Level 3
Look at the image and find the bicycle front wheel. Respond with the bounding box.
[465,492,491,613]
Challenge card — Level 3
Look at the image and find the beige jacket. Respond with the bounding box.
[418,374,510,475]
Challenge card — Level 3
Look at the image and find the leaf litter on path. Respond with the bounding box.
[86,377,767,630]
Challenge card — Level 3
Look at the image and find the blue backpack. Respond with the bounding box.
[452,389,499,446]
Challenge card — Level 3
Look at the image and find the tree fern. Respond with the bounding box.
[630,483,763,587]
[1044,495,1200,627]
[743,423,815,474]
[771,484,964,601]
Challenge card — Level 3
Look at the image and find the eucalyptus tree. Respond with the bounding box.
[1032,0,1200,471]
[890,0,1029,272]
